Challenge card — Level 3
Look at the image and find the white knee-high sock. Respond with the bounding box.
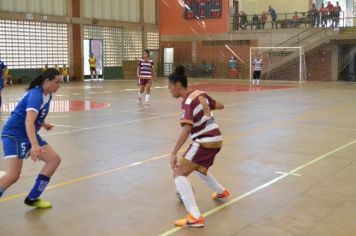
[139,92,143,99]
[194,171,225,194]
[175,176,201,219]
[145,94,150,102]
[257,79,260,86]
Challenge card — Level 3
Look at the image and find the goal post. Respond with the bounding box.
[249,47,306,84]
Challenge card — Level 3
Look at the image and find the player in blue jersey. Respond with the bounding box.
[0,59,6,109]
[0,68,62,208]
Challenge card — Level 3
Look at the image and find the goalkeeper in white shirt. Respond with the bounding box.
[252,54,262,86]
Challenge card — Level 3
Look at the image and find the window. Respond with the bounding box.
[0,20,69,69]
[84,25,122,66]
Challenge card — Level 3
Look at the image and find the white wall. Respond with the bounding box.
[0,0,66,16]
[144,0,156,24]
[82,0,140,22]
[229,0,311,15]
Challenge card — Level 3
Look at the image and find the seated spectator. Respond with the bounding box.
[210,61,216,78]
[239,11,248,30]
[251,14,260,30]
[228,57,238,78]
[42,63,49,72]
[4,66,12,85]
[292,12,300,27]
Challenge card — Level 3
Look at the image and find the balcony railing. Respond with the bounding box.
[230,11,352,31]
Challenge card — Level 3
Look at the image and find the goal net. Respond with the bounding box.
[249,47,307,84]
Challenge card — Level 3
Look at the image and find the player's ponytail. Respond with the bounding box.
[27,68,61,90]
[168,65,188,88]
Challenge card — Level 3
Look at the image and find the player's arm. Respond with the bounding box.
[136,65,140,79]
[25,111,43,161]
[42,123,54,131]
[171,124,192,169]
[215,101,224,110]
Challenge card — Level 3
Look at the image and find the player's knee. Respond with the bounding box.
[52,155,61,167]
[173,164,188,177]
[47,154,61,168]
[6,173,20,185]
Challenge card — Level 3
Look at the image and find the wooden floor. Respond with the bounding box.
[1,79,356,236]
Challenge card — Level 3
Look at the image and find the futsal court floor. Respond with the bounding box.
[1,79,356,236]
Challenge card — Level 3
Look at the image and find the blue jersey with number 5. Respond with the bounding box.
[2,86,52,137]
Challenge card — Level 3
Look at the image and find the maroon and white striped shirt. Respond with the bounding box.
[138,59,154,79]
[180,90,223,149]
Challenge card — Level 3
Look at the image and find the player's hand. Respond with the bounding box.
[137,78,140,86]
[30,145,45,162]
[43,123,54,131]
[170,153,177,170]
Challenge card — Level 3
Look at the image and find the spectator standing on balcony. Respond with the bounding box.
[326,1,334,26]
[239,11,248,30]
[332,2,342,27]
[260,12,267,29]
[311,4,320,27]
[320,4,328,27]
[268,5,278,29]
[251,14,260,30]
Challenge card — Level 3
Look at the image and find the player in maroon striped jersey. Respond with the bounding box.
[168,65,231,228]
[137,50,154,106]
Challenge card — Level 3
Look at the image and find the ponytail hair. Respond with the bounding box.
[27,68,61,90]
[168,65,188,88]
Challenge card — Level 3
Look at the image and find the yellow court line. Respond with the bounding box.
[0,153,170,203]
[158,138,356,236]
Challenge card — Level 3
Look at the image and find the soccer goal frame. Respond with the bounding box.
[249,47,306,84]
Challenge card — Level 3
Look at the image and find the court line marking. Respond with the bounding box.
[42,113,178,137]
[50,124,86,129]
[158,138,356,236]
[275,171,301,177]
[0,153,171,203]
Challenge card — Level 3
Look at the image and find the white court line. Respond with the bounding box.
[51,124,85,129]
[276,171,301,177]
[47,115,70,118]
[89,91,112,94]
[42,113,178,137]
[124,88,140,91]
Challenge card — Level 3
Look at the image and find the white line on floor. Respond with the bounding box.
[276,171,302,177]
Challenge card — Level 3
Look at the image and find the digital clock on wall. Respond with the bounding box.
[184,0,222,19]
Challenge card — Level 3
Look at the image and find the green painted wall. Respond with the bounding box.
[84,66,123,80]
[9,68,42,84]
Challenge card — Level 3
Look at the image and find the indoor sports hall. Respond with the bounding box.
[1,1,356,236]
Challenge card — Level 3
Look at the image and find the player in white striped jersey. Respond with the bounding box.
[252,54,262,86]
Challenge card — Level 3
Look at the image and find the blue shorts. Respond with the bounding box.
[1,134,48,159]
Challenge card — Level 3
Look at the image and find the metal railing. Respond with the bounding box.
[230,11,348,31]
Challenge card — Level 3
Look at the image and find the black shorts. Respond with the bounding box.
[253,70,261,79]
[90,67,96,72]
